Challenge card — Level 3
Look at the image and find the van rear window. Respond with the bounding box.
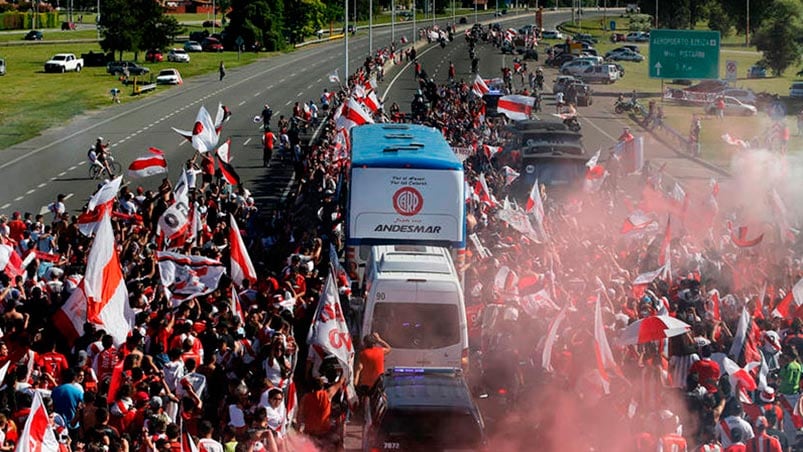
[373,303,459,348]
[379,410,482,447]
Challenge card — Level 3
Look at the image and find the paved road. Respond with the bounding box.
[0,10,533,218]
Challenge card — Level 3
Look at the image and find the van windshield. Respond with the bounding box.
[379,409,482,447]
[372,303,459,348]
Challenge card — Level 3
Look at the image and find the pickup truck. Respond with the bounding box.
[44,53,83,73]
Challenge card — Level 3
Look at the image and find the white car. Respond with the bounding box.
[167,48,190,63]
[626,31,649,42]
[156,68,182,85]
[605,48,644,62]
[541,29,564,40]
[704,96,757,116]
[720,88,757,106]
[184,40,203,52]
[579,64,620,84]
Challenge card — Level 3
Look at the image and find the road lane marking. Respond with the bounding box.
[78,160,86,165]
[0,204,9,210]
[285,100,292,106]
[14,196,23,202]
[25,189,34,195]
[239,101,247,106]
[68,165,77,171]
[64,193,73,201]
[37,183,46,188]
[58,171,66,176]
[243,138,252,146]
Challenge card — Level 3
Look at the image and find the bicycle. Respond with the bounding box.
[89,154,122,180]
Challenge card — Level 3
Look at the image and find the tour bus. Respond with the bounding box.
[361,245,469,370]
[345,124,466,282]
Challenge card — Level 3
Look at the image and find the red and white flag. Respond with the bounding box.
[525,178,545,223]
[52,212,133,345]
[482,144,502,159]
[127,152,167,179]
[157,251,226,306]
[307,270,356,404]
[0,244,23,279]
[542,304,569,372]
[497,95,535,121]
[631,267,665,299]
[400,36,408,44]
[16,391,59,452]
[172,106,219,153]
[216,138,241,186]
[501,166,520,186]
[728,221,764,248]
[771,189,797,243]
[229,214,257,287]
[230,290,245,322]
[721,133,750,148]
[361,90,381,113]
[328,69,340,84]
[620,211,656,235]
[471,73,490,97]
[594,295,623,394]
[87,176,122,211]
[335,97,374,131]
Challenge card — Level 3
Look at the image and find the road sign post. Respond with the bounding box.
[725,60,737,81]
[649,29,720,79]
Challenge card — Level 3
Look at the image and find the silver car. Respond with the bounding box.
[167,48,191,63]
[704,96,757,116]
[184,40,203,52]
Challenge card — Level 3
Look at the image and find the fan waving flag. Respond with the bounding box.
[127,152,168,179]
[472,73,490,97]
[594,295,624,394]
[157,251,226,306]
[525,178,545,223]
[172,106,219,153]
[52,212,134,345]
[229,214,257,287]
[497,95,535,121]
[88,176,122,211]
[16,391,59,452]
[0,243,23,278]
[216,138,241,186]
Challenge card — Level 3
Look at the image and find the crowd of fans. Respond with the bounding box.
[0,22,801,452]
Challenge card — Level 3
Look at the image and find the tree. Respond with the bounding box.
[225,0,285,51]
[752,0,803,76]
[706,2,734,37]
[284,0,327,44]
[99,0,182,59]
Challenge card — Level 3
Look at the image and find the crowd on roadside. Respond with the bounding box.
[0,24,802,452]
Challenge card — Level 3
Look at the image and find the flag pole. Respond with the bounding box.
[345,0,350,79]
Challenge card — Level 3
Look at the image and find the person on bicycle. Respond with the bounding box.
[92,137,113,177]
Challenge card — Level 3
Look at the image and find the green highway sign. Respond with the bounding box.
[649,29,720,79]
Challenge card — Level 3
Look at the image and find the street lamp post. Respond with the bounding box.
[345,0,349,78]
[432,0,435,27]
[474,0,477,23]
[212,0,216,35]
[413,0,416,42]
[746,0,750,46]
[391,0,395,44]
[369,0,373,54]
[655,0,658,28]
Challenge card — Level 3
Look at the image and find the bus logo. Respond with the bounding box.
[392,187,423,216]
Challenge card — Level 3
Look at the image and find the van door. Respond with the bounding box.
[414,280,465,368]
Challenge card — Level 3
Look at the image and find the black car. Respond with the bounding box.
[570,81,593,106]
[106,61,150,76]
[548,52,575,68]
[363,368,487,452]
[459,17,468,24]
[24,30,43,41]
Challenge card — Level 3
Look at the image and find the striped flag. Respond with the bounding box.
[215,138,241,186]
[127,151,167,179]
[471,73,490,97]
[542,304,569,372]
[593,295,623,394]
[228,214,257,287]
[497,95,535,121]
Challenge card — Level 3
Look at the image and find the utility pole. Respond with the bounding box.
[391,0,395,44]
[746,0,750,46]
[369,0,373,54]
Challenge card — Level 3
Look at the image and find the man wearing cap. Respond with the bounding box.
[746,416,783,452]
[689,344,720,394]
[744,387,783,427]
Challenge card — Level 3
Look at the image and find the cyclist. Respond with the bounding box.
[90,137,113,177]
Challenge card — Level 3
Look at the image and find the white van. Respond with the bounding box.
[361,245,468,370]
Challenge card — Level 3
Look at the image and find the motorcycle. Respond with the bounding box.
[614,98,644,115]
[563,116,581,132]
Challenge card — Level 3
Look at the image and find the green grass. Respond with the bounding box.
[0,43,266,149]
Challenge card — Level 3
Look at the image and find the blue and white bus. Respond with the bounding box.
[345,123,466,280]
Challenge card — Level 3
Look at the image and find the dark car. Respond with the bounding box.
[548,52,575,68]
[201,37,224,52]
[24,30,43,41]
[106,61,150,76]
[202,20,221,28]
[610,32,626,42]
[363,368,487,452]
[574,33,598,43]
[145,49,164,63]
[459,17,468,24]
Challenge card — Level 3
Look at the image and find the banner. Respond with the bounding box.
[157,251,226,306]
[496,206,541,243]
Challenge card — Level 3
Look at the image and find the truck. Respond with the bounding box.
[44,53,83,73]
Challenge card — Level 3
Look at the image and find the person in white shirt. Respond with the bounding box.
[196,420,224,452]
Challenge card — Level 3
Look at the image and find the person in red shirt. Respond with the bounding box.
[263,129,275,168]
[94,335,118,382]
[745,416,782,452]
[354,333,392,396]
[689,345,720,393]
[299,376,344,444]
[7,212,25,243]
[36,340,69,389]
[657,410,687,452]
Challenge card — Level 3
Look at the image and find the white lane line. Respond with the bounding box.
[267,85,274,89]
[14,196,23,202]
[253,93,261,97]
[316,78,322,82]
[243,138,252,146]
[78,160,86,165]
[64,193,73,201]
[68,165,78,171]
[0,204,9,210]
[285,100,292,106]
[58,171,66,176]
[178,140,187,146]
[37,183,46,188]
[39,205,50,215]
[307,84,314,89]
[297,92,303,97]
[25,189,35,195]
[238,100,247,106]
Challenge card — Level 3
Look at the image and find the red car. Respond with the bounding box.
[202,37,224,52]
[610,33,626,42]
[145,49,164,62]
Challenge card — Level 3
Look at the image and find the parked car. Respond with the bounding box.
[553,75,579,94]
[541,29,564,40]
[705,96,758,116]
[748,65,767,78]
[24,30,43,41]
[580,64,620,84]
[202,20,221,28]
[791,82,803,98]
[184,40,203,52]
[560,59,596,76]
[626,31,649,42]
[167,48,190,63]
[720,88,757,106]
[459,17,467,24]
[156,68,182,85]
[202,37,224,52]
[605,48,644,62]
[145,49,164,63]
[0,58,5,76]
[519,24,536,35]
[610,33,626,42]
[548,52,575,68]
[573,33,598,44]
[106,61,150,76]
